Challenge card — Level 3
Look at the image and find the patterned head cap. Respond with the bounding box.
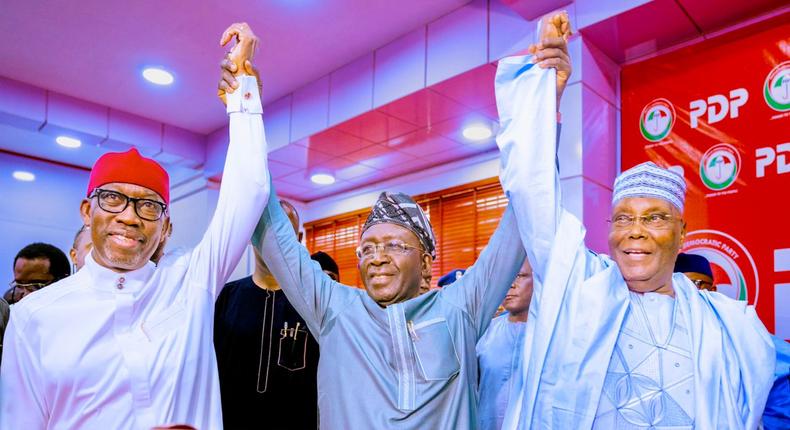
[612,161,686,212]
[363,192,437,259]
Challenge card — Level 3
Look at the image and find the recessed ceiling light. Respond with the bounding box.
[310,173,335,185]
[462,124,493,141]
[56,136,82,148]
[12,171,35,182]
[142,67,174,85]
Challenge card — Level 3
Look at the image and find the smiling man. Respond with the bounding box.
[237,14,573,427]
[0,22,270,430]
[495,15,775,429]
[477,257,534,430]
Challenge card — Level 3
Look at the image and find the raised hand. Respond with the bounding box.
[529,12,572,108]
[217,22,262,105]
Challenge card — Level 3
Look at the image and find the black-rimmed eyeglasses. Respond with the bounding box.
[90,189,167,221]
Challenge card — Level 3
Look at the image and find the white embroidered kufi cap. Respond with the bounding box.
[612,161,686,212]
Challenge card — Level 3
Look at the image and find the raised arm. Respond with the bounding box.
[495,13,571,285]
[440,203,526,338]
[188,23,270,298]
[251,187,348,337]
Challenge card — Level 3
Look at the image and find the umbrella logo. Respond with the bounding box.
[639,98,675,142]
[764,61,790,112]
[700,143,740,191]
[682,230,759,306]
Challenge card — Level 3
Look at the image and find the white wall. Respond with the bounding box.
[168,179,253,282]
[0,152,87,285]
[0,153,252,285]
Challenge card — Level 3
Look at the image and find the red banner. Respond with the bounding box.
[621,13,790,337]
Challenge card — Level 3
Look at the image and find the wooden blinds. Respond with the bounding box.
[304,177,507,288]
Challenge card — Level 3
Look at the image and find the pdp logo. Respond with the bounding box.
[764,61,790,112]
[682,230,759,306]
[639,98,675,142]
[700,143,740,191]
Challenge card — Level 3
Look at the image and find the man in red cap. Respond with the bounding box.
[1,22,269,430]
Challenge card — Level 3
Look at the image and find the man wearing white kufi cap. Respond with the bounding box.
[495,15,775,430]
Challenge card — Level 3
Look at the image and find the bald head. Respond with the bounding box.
[280,200,300,235]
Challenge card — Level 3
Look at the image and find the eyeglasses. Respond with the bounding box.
[8,281,49,293]
[608,213,675,230]
[90,189,167,221]
[355,241,424,260]
[691,279,714,289]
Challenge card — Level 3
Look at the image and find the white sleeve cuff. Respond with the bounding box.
[226,75,263,115]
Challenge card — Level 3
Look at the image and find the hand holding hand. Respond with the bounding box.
[528,12,572,109]
[217,22,262,105]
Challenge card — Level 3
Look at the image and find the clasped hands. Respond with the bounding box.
[526,12,573,109]
[218,22,261,106]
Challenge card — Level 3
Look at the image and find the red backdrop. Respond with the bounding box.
[621,13,790,337]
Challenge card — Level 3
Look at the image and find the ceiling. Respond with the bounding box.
[0,0,470,134]
[579,0,789,64]
[268,64,500,201]
[2,0,787,204]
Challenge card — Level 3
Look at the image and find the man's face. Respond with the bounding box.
[685,272,716,291]
[80,182,169,273]
[70,229,93,271]
[608,197,685,293]
[13,257,54,302]
[504,258,534,314]
[358,223,430,307]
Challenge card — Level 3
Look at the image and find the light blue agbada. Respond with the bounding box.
[477,314,529,430]
[493,55,776,429]
[252,187,526,429]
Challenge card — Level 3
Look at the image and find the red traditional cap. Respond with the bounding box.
[87,148,170,204]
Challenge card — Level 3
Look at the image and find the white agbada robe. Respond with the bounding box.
[0,76,269,430]
[493,55,776,429]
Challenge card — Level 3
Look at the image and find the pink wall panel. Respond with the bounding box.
[290,75,330,143]
[579,38,620,107]
[203,125,229,179]
[373,28,427,108]
[105,108,162,154]
[575,0,651,29]
[488,0,535,61]
[582,178,612,254]
[263,95,292,152]
[329,53,374,127]
[581,85,617,188]
[41,92,108,145]
[0,77,46,130]
[159,124,205,167]
[426,0,488,86]
[558,82,583,179]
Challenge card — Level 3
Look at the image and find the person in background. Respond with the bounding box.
[214,200,320,430]
[70,225,93,272]
[673,252,715,291]
[677,253,789,429]
[437,268,465,288]
[477,257,534,430]
[7,242,70,304]
[310,251,339,281]
[0,297,8,363]
[151,222,173,264]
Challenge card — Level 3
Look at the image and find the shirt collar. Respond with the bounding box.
[83,250,156,293]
